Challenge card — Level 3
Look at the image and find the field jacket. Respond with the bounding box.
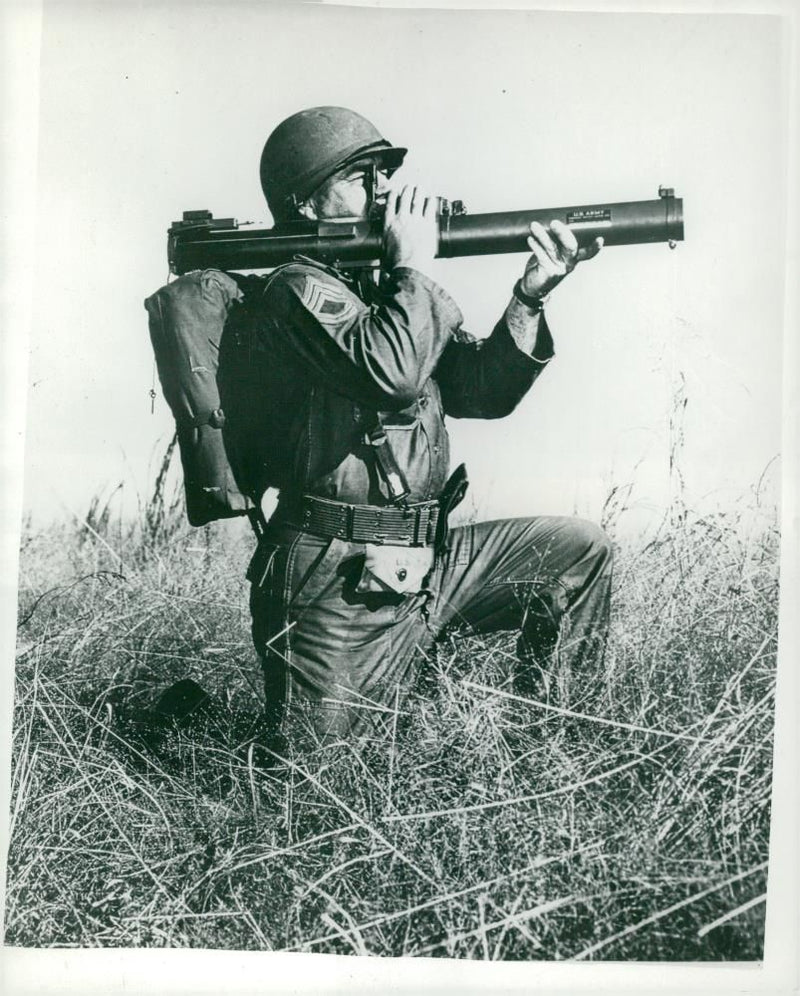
[218,259,554,507]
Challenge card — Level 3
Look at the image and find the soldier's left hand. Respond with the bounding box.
[519,220,603,299]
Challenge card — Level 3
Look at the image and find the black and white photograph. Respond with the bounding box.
[1,1,797,993]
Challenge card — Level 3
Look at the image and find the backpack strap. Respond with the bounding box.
[247,504,269,540]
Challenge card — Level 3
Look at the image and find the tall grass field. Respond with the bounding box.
[4,458,779,959]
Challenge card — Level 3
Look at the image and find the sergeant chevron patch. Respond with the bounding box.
[301,275,359,328]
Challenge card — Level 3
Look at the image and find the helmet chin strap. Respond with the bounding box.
[364,162,379,216]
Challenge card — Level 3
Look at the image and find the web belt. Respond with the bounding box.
[283,495,440,547]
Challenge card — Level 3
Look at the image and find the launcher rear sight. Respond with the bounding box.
[167,187,684,275]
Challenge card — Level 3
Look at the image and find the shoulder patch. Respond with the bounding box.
[300,274,359,329]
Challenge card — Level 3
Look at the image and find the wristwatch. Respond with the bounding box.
[513,279,548,312]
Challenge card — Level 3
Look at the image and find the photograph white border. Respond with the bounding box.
[1,1,797,993]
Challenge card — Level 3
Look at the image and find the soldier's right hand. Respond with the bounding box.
[383,185,438,273]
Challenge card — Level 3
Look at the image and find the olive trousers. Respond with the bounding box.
[249,515,613,745]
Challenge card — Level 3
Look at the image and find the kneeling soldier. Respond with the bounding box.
[218,106,611,746]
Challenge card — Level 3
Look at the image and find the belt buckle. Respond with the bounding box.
[414,508,430,546]
[426,506,439,547]
[407,504,434,547]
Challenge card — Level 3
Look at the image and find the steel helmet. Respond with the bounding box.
[260,106,406,222]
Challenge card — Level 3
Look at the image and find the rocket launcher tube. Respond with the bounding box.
[168,189,684,275]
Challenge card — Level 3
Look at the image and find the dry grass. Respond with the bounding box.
[4,464,779,958]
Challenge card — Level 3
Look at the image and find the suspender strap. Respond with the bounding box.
[247,504,269,539]
[349,269,412,507]
[363,413,411,505]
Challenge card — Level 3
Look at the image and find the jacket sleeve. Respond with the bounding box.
[263,263,463,412]
[435,313,555,419]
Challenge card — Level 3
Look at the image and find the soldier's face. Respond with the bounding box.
[308,162,391,221]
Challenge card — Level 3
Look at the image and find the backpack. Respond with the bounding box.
[144,269,255,527]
